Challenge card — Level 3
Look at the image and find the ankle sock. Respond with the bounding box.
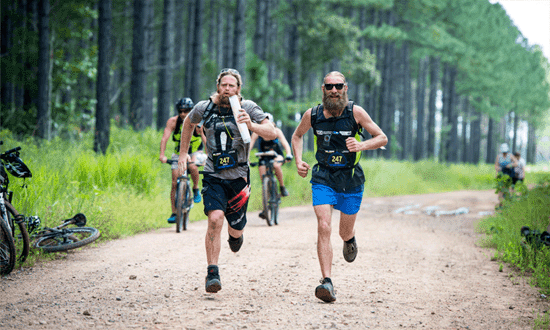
[345,236,355,244]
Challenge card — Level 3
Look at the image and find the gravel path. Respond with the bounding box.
[1,190,548,329]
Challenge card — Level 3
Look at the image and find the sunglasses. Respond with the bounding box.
[178,108,192,113]
[220,68,240,75]
[324,83,345,90]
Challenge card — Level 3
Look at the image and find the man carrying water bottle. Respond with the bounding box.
[177,68,276,293]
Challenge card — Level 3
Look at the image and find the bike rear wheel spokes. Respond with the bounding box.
[262,175,273,226]
[34,227,100,253]
[5,201,30,263]
[0,217,16,275]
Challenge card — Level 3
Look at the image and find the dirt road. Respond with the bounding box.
[1,190,548,329]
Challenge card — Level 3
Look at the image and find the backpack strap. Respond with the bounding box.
[310,104,321,127]
[197,99,215,128]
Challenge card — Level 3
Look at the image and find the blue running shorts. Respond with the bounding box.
[311,183,364,215]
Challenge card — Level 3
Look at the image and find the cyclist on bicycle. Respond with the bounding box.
[249,113,293,217]
[160,97,204,223]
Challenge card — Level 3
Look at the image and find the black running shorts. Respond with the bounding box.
[201,175,250,231]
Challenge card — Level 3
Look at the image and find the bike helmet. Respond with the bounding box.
[265,113,274,123]
[175,97,194,111]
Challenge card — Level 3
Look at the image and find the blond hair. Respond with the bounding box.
[323,71,346,84]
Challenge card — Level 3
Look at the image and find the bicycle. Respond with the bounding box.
[0,142,32,275]
[26,213,100,253]
[166,160,194,232]
[251,150,287,226]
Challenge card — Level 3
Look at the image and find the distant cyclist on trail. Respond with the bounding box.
[159,97,204,223]
[249,113,293,213]
[291,71,387,303]
[177,68,276,294]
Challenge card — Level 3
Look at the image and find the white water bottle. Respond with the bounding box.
[229,95,251,144]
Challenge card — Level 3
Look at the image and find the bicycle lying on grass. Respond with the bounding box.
[26,213,100,253]
[251,150,289,226]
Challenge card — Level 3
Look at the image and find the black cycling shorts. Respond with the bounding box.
[201,174,250,231]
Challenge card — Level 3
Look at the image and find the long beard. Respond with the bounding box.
[218,94,230,106]
[322,90,348,116]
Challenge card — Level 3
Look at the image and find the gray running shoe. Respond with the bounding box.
[228,234,243,253]
[343,238,357,263]
[205,266,221,293]
[315,278,336,303]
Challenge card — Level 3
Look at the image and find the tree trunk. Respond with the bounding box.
[512,111,519,153]
[414,56,428,161]
[189,0,204,101]
[461,96,470,163]
[130,0,147,130]
[485,117,495,164]
[144,0,155,127]
[157,0,175,130]
[94,0,112,154]
[1,1,14,130]
[526,121,536,163]
[470,108,481,164]
[427,56,439,159]
[184,0,196,96]
[448,67,458,163]
[36,0,51,140]
[254,0,266,60]
[401,41,412,160]
[172,0,184,100]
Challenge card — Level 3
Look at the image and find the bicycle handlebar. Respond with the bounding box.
[0,146,21,160]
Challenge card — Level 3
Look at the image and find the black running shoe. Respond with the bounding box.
[228,234,243,253]
[315,277,336,303]
[205,266,221,293]
[259,211,267,220]
[280,186,289,197]
[343,237,357,263]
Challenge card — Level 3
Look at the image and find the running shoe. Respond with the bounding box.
[228,234,243,253]
[167,213,176,224]
[343,237,357,263]
[258,211,267,220]
[193,188,201,203]
[280,186,289,197]
[315,278,336,302]
[205,266,221,293]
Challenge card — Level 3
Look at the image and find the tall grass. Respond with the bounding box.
[477,175,550,293]
[1,127,498,264]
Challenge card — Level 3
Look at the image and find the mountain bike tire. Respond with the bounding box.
[262,176,273,226]
[175,179,191,233]
[34,227,100,253]
[0,216,16,275]
[5,201,30,263]
[269,177,279,226]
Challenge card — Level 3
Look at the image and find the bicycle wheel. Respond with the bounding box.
[175,178,186,233]
[34,227,100,253]
[269,177,279,226]
[5,201,30,263]
[0,216,15,275]
[182,181,191,231]
[262,175,274,226]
